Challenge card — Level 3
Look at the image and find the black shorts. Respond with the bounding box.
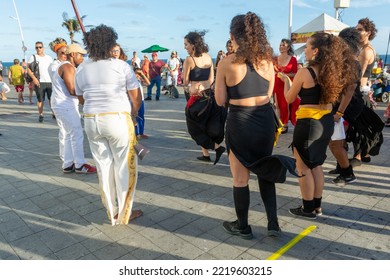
[34,82,52,102]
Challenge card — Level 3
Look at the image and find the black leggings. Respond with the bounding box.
[257,177,278,226]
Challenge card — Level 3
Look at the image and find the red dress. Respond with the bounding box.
[273,56,300,126]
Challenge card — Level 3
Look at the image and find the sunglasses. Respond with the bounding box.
[60,51,66,55]
[35,46,43,49]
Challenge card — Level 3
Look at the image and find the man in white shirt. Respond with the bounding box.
[27,41,54,122]
[131,51,141,69]
[51,43,97,174]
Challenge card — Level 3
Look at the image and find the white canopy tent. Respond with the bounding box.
[291,13,349,61]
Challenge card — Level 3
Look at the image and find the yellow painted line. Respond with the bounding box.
[266,225,317,260]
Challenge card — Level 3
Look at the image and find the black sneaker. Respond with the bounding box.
[328,168,340,175]
[289,206,316,219]
[144,97,152,101]
[267,221,281,237]
[197,155,211,162]
[332,174,357,186]
[156,96,160,101]
[38,115,44,123]
[63,163,75,173]
[222,220,253,239]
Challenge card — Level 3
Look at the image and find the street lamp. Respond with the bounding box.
[10,0,27,62]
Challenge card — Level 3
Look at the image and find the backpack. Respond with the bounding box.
[26,55,39,83]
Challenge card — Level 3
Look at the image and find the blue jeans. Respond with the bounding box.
[136,101,145,135]
[147,76,161,99]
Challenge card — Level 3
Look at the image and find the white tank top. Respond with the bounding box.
[51,61,79,110]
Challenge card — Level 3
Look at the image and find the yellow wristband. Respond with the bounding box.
[336,111,344,116]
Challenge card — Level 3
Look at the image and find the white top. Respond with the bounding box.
[48,59,61,80]
[75,58,139,115]
[132,57,141,68]
[167,57,180,74]
[51,61,79,110]
[28,54,53,83]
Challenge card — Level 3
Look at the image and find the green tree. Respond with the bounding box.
[61,12,86,43]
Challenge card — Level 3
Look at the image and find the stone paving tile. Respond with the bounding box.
[9,234,53,259]
[54,242,91,260]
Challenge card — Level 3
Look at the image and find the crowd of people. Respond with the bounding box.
[0,14,388,239]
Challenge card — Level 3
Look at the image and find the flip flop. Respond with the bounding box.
[129,209,143,221]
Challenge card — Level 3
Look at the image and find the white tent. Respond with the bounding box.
[291,13,349,61]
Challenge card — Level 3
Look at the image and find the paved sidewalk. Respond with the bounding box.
[0,86,389,260]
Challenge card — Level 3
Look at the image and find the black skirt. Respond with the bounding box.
[185,92,227,149]
[226,103,298,183]
[292,113,334,169]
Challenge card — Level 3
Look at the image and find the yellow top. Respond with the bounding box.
[9,65,25,85]
[296,107,331,120]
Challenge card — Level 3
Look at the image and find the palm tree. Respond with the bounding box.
[61,12,86,43]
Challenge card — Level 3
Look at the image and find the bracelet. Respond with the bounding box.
[336,111,344,116]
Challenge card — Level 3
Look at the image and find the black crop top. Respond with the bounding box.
[227,64,269,99]
[299,67,321,105]
[189,57,211,81]
[363,60,375,78]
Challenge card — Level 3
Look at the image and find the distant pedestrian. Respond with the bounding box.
[131,51,141,68]
[0,75,11,101]
[8,58,25,103]
[145,52,167,101]
[141,55,150,77]
[27,41,54,122]
[166,51,180,87]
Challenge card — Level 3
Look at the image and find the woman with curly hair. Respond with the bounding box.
[75,24,143,225]
[215,12,298,239]
[279,32,357,219]
[328,27,363,186]
[350,18,379,165]
[183,31,227,165]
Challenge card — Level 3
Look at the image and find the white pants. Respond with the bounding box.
[167,72,178,86]
[84,112,138,226]
[0,82,11,93]
[54,106,86,169]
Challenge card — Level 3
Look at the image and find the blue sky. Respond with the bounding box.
[1,0,390,62]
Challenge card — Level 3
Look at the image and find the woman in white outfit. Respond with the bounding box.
[75,25,142,225]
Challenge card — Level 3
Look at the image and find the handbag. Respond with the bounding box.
[185,88,213,121]
[26,55,39,83]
